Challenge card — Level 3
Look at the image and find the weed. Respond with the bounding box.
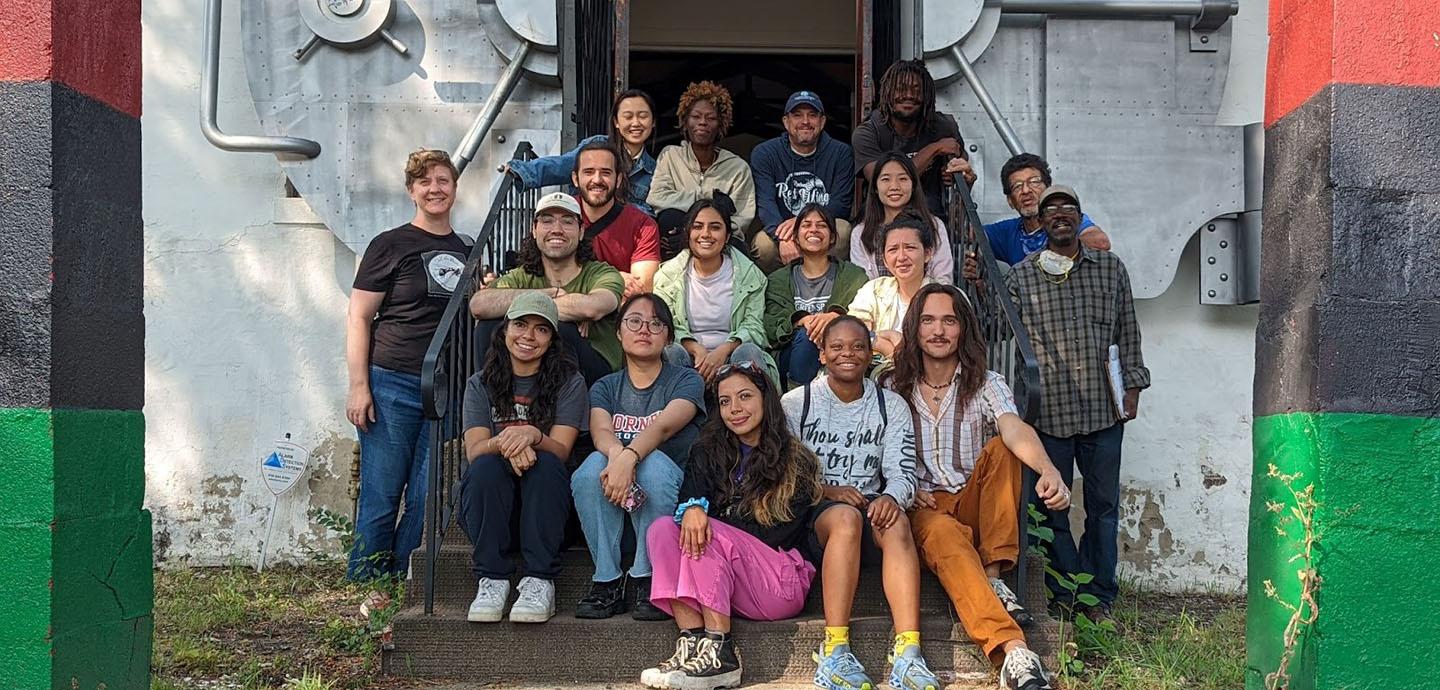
[1261,464,1321,690]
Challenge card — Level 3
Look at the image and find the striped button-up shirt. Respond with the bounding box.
[900,370,1018,491]
[1006,248,1150,438]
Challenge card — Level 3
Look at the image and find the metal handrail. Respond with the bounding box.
[200,0,322,157]
[419,142,538,614]
[946,181,1044,608]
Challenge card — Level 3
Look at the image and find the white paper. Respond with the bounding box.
[1107,344,1126,419]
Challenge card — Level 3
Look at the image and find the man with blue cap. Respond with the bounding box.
[749,90,855,272]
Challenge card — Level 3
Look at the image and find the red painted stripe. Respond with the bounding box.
[0,0,140,118]
[1267,0,1440,127]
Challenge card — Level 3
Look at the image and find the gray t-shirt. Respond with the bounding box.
[791,263,837,314]
[461,371,589,435]
[687,256,734,350]
[780,376,918,508]
[589,362,707,467]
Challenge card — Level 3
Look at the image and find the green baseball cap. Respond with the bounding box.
[505,291,559,330]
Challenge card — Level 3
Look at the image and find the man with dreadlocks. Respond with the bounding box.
[648,80,757,260]
[852,59,975,219]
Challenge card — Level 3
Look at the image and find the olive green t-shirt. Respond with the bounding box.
[493,261,626,370]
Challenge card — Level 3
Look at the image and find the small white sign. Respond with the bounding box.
[261,439,310,496]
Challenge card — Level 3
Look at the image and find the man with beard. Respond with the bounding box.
[750,91,855,272]
[881,283,1069,689]
[647,81,757,258]
[852,59,975,219]
[1005,186,1149,620]
[983,153,1110,266]
[471,192,626,383]
[572,140,661,297]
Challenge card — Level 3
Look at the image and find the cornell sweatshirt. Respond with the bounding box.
[750,132,855,238]
[781,376,918,508]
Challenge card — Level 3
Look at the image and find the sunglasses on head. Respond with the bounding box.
[714,360,765,385]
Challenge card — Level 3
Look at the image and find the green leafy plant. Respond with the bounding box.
[1026,504,1118,677]
[1261,464,1321,690]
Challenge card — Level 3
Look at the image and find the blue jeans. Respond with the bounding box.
[570,449,684,582]
[778,328,823,385]
[1035,423,1125,606]
[349,365,430,581]
[662,342,768,372]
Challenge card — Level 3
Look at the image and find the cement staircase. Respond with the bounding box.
[385,536,1060,684]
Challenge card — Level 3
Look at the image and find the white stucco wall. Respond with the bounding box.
[142,0,1264,588]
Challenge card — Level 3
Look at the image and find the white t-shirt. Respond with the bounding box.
[687,255,734,350]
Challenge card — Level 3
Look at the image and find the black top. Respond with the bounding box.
[677,447,820,553]
[353,224,471,374]
[851,109,965,218]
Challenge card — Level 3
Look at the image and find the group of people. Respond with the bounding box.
[343,57,1150,690]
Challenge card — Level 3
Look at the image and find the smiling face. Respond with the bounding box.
[1005,166,1048,219]
[573,148,617,208]
[716,372,765,443]
[1040,194,1082,245]
[820,319,871,384]
[407,163,456,216]
[888,74,923,122]
[618,297,669,361]
[916,293,962,361]
[795,210,834,257]
[613,96,654,149]
[532,209,581,260]
[688,206,728,261]
[882,226,931,281]
[684,98,720,146]
[876,160,914,213]
[504,314,554,365]
[783,104,825,149]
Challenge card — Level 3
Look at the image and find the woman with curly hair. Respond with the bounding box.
[640,361,823,690]
[647,80,757,259]
[458,292,588,625]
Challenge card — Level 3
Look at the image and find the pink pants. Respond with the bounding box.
[646,518,816,620]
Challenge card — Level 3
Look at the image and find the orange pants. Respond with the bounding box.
[909,436,1024,666]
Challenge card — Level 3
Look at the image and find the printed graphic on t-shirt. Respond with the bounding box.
[799,417,889,482]
[610,411,662,445]
[794,294,829,314]
[423,250,467,296]
[494,395,534,430]
[775,171,831,216]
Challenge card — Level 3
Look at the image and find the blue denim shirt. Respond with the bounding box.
[508,134,656,216]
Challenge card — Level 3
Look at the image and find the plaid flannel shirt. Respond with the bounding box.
[1006,248,1150,438]
[902,370,1018,492]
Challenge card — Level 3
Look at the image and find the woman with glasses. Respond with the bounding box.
[653,199,778,386]
[458,292,586,625]
[850,152,954,283]
[345,149,470,582]
[639,360,822,690]
[571,294,707,621]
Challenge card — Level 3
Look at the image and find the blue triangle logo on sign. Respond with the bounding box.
[264,452,285,468]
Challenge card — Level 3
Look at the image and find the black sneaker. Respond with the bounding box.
[575,577,627,619]
[640,631,701,688]
[671,635,743,690]
[632,577,671,621]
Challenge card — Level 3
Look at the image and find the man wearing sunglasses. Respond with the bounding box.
[982,153,1110,266]
[1005,185,1149,621]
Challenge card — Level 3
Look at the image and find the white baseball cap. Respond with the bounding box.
[534,191,581,217]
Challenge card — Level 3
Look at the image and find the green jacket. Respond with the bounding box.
[654,246,777,380]
[764,258,869,348]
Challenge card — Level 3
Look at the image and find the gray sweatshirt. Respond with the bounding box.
[781,376,918,509]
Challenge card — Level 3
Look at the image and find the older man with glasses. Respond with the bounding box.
[982,153,1111,266]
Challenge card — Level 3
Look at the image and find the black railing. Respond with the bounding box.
[945,181,1045,607]
[419,142,539,614]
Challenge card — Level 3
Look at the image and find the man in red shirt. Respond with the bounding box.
[573,140,661,297]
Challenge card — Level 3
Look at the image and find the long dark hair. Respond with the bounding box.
[793,202,837,251]
[683,197,735,250]
[608,88,657,151]
[516,232,596,277]
[615,293,676,346]
[875,58,938,133]
[860,152,937,258]
[688,365,822,526]
[479,316,579,432]
[882,283,987,414]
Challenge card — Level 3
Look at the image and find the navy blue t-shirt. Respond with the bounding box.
[983,214,1096,266]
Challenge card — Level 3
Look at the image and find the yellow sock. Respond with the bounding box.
[823,626,851,655]
[893,630,921,657]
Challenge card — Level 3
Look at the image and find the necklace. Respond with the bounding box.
[922,377,953,403]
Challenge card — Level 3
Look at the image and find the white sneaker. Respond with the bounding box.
[998,647,1053,690]
[509,576,556,623]
[467,577,510,623]
[991,577,1034,627]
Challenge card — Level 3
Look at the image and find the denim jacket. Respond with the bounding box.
[508,134,656,216]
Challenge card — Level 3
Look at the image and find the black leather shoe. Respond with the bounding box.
[575,577,626,619]
[631,577,671,621]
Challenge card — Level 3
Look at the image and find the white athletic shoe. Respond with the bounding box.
[509,576,556,623]
[999,647,1053,690]
[467,577,509,623]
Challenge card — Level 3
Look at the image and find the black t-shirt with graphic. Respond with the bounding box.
[353,224,471,374]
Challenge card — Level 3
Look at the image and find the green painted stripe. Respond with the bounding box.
[1248,412,1440,689]
[0,408,56,688]
[52,408,145,521]
[0,408,56,525]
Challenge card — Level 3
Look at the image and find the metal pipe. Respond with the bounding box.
[201,0,322,157]
[950,45,1026,157]
[1000,0,1237,16]
[453,41,533,176]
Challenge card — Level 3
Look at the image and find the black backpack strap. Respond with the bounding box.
[875,384,888,427]
[802,382,811,431]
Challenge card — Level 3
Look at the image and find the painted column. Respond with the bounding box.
[0,0,152,687]
[1249,1,1440,688]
